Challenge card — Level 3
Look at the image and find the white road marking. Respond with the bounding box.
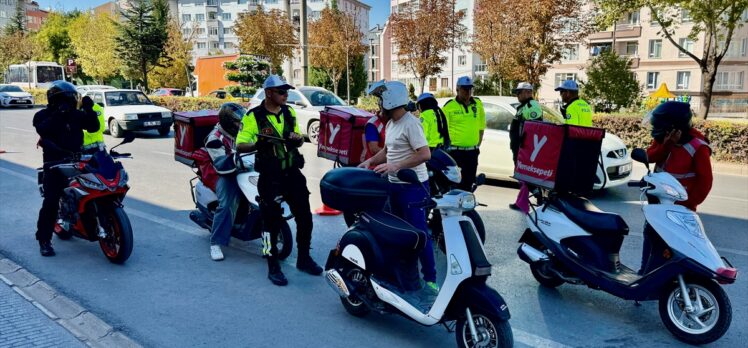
[513,329,572,348]
[5,126,33,133]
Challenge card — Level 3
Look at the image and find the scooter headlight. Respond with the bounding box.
[247,176,259,186]
[459,193,476,210]
[662,183,686,201]
[666,211,704,239]
[443,165,462,184]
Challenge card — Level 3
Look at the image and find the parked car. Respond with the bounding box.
[250,86,346,144]
[82,89,173,138]
[76,85,116,94]
[0,84,34,108]
[207,90,230,99]
[436,96,632,190]
[152,88,184,96]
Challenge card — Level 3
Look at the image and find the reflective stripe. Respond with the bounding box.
[683,138,709,157]
[670,172,696,179]
[449,145,479,151]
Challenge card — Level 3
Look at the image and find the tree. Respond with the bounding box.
[390,0,467,94]
[1,31,44,88]
[581,52,642,112]
[223,55,271,96]
[595,0,748,119]
[115,0,169,91]
[35,12,80,65]
[473,0,591,87]
[4,0,25,35]
[473,74,516,96]
[308,7,366,96]
[150,19,194,89]
[234,5,297,70]
[68,12,122,84]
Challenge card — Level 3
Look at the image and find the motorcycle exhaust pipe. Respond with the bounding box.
[518,243,549,263]
[325,269,350,298]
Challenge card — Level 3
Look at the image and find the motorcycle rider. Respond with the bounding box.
[358,81,438,296]
[33,81,100,256]
[236,75,322,286]
[205,103,244,261]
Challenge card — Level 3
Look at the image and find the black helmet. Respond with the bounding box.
[648,101,692,142]
[46,80,79,111]
[218,102,245,136]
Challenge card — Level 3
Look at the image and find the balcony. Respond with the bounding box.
[588,25,642,41]
[475,64,487,72]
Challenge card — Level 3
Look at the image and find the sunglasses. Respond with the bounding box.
[270,89,288,96]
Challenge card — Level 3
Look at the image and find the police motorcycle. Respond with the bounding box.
[516,148,736,344]
[38,135,135,264]
[188,139,293,260]
[321,167,513,348]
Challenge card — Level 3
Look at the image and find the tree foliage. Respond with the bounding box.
[68,12,122,84]
[473,0,591,87]
[595,0,748,119]
[308,7,366,96]
[390,0,467,94]
[115,0,169,91]
[4,0,26,35]
[223,55,271,96]
[234,5,297,70]
[150,19,194,89]
[473,74,516,96]
[580,52,642,112]
[34,12,80,65]
[0,31,44,87]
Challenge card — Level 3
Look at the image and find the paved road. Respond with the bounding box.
[1,108,746,347]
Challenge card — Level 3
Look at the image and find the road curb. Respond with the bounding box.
[713,161,748,176]
[0,253,141,348]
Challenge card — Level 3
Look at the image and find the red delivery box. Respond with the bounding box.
[317,106,374,165]
[173,110,219,166]
[514,121,605,194]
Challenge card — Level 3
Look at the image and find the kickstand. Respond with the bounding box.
[442,321,456,333]
[634,300,642,307]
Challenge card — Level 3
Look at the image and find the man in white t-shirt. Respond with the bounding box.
[359,81,438,294]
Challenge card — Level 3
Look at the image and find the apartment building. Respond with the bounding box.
[539,8,748,112]
[0,0,48,31]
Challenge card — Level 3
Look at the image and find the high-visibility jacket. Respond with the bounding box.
[442,97,486,148]
[561,98,593,127]
[647,128,713,211]
[82,103,106,149]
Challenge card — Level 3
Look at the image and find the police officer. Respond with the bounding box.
[33,81,100,256]
[81,100,106,152]
[236,75,322,286]
[416,92,450,150]
[555,80,592,127]
[442,76,485,191]
[509,82,543,211]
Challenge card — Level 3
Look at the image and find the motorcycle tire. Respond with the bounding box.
[98,205,134,264]
[530,262,564,288]
[437,210,486,254]
[276,220,293,261]
[456,307,513,348]
[340,266,370,318]
[658,277,731,345]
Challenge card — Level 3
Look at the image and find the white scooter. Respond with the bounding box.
[189,152,294,259]
[321,167,513,348]
[516,148,737,345]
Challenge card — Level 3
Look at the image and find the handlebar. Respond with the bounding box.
[627,180,645,188]
[409,199,437,210]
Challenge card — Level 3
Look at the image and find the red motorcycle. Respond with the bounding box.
[37,135,135,264]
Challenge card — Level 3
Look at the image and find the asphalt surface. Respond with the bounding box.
[1,107,746,347]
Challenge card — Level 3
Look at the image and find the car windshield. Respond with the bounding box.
[301,89,345,106]
[0,85,24,92]
[483,102,514,131]
[105,91,152,106]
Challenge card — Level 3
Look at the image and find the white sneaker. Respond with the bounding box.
[210,245,224,261]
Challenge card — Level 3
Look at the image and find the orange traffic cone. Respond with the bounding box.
[314,204,342,216]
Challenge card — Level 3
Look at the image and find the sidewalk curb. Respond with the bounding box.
[712,161,748,176]
[0,254,141,348]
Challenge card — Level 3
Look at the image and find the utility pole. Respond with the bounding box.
[285,0,293,82]
[450,0,455,92]
[300,0,308,85]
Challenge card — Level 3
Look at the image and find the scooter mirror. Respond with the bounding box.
[396,169,420,184]
[122,133,136,144]
[631,148,650,172]
[475,173,486,186]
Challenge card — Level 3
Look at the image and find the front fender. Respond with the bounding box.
[445,281,510,321]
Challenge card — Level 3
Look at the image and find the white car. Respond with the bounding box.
[0,84,34,108]
[251,86,347,144]
[76,85,116,94]
[436,96,632,190]
[83,89,173,138]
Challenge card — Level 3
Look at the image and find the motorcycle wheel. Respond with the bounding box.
[456,307,513,348]
[658,277,731,345]
[530,261,564,288]
[437,210,486,254]
[276,220,293,261]
[340,267,370,318]
[98,205,134,264]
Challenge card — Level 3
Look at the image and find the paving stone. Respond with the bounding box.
[40,295,86,320]
[0,257,21,274]
[66,311,113,340]
[21,280,57,302]
[2,268,39,287]
[93,332,143,348]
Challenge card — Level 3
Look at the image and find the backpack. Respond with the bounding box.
[192,148,218,191]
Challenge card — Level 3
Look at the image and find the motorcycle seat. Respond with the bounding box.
[359,211,426,252]
[553,196,629,236]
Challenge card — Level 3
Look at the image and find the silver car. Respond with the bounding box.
[250,86,347,144]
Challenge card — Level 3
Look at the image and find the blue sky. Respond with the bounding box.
[36,0,390,27]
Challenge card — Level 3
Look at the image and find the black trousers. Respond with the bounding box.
[36,166,67,242]
[449,149,480,192]
[258,168,313,257]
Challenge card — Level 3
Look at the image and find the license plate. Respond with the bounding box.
[144,121,161,126]
[618,163,632,175]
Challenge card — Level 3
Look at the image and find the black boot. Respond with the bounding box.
[296,250,322,276]
[267,257,288,286]
[39,241,55,257]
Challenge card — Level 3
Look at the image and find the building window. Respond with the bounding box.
[429,78,437,90]
[678,38,695,58]
[207,0,216,5]
[554,73,577,88]
[224,42,234,49]
[196,14,205,21]
[182,14,191,22]
[182,28,191,36]
[646,72,660,90]
[561,19,579,33]
[238,0,247,4]
[208,12,217,20]
[197,42,206,49]
[715,71,745,90]
[196,28,206,35]
[458,55,466,67]
[624,42,638,56]
[311,11,321,20]
[223,27,232,34]
[211,42,220,49]
[624,11,640,25]
[209,27,218,35]
[562,45,579,61]
[441,78,449,88]
[724,38,748,57]
[648,39,662,58]
[293,69,300,79]
[676,71,690,90]
[222,12,231,21]
[681,9,692,23]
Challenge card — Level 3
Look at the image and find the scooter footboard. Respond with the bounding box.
[443,280,510,322]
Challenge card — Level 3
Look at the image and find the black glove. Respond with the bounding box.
[81,96,95,111]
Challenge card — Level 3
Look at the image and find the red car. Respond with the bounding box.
[152,88,184,96]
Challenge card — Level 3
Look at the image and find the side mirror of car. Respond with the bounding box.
[631,148,650,172]
[396,169,420,184]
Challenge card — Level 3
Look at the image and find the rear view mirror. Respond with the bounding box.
[396,169,420,184]
[475,173,486,186]
[631,148,650,173]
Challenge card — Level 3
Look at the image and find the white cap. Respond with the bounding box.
[262,75,294,90]
[512,82,533,93]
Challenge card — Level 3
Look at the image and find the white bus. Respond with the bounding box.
[4,61,65,89]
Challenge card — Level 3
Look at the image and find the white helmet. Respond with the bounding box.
[369,80,409,111]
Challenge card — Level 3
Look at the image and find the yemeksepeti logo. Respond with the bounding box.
[328,123,341,144]
[530,134,547,162]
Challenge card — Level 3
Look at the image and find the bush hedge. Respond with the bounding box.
[27,89,47,105]
[593,113,748,163]
[149,96,249,112]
